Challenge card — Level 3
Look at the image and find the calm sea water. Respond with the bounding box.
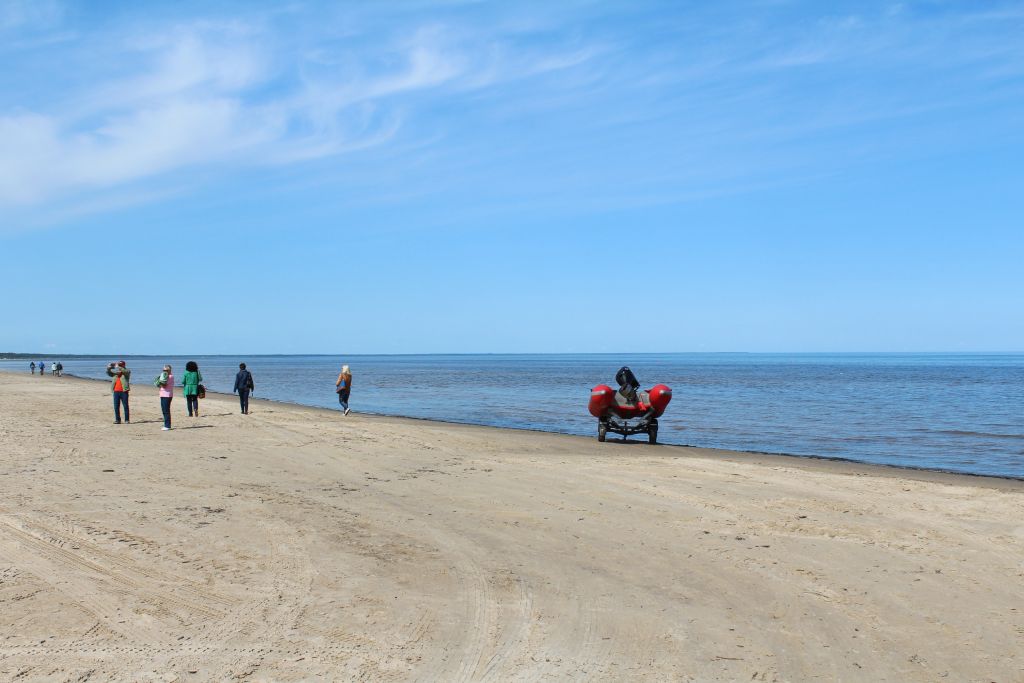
[5,353,1023,478]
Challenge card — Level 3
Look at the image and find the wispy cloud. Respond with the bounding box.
[0,6,597,218]
[1,1,1021,228]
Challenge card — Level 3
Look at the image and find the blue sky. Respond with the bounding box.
[1,0,1022,354]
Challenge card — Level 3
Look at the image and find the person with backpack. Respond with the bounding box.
[181,361,203,418]
[335,364,352,415]
[233,362,254,415]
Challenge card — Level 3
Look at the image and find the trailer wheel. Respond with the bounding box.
[598,422,607,442]
[648,425,658,445]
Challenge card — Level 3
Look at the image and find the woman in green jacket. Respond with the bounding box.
[182,360,203,418]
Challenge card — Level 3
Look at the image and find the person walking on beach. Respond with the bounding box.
[56,362,63,377]
[30,362,35,375]
[233,363,254,415]
[182,361,203,418]
[51,362,57,376]
[38,362,45,378]
[107,361,131,424]
[335,364,352,415]
[156,365,174,430]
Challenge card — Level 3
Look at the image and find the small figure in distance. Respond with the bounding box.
[30,361,35,375]
[56,361,63,377]
[335,364,352,416]
[38,361,45,378]
[156,365,174,430]
[51,361,57,376]
[233,362,254,415]
[182,361,203,418]
[107,361,131,424]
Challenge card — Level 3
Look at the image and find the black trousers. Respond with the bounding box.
[186,394,199,416]
[238,389,250,413]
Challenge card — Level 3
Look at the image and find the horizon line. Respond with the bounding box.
[3,350,1023,359]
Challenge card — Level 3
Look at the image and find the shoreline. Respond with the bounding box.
[14,369,1022,489]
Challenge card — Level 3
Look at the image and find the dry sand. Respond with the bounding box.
[0,371,1021,682]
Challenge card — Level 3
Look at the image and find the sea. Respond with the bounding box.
[4,353,1023,479]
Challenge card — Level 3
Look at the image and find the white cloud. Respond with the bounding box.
[0,95,271,204]
[0,25,411,207]
[0,14,596,216]
[88,31,266,111]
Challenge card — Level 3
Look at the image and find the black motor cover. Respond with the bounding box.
[615,366,640,402]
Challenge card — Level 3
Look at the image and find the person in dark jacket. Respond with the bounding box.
[233,362,254,415]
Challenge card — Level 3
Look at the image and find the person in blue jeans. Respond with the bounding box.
[106,361,131,424]
[335,364,352,415]
[157,365,174,430]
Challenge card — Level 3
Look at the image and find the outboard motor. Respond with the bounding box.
[615,366,640,403]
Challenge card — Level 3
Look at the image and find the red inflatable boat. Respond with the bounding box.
[588,366,672,443]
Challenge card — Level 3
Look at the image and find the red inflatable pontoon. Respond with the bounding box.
[588,367,672,443]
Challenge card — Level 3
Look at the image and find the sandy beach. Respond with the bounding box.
[0,371,1021,682]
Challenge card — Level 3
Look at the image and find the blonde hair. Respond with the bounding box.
[341,365,350,374]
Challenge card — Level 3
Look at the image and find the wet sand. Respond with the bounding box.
[0,371,1021,681]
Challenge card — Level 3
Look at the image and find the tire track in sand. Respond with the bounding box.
[0,515,225,645]
[361,503,536,683]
